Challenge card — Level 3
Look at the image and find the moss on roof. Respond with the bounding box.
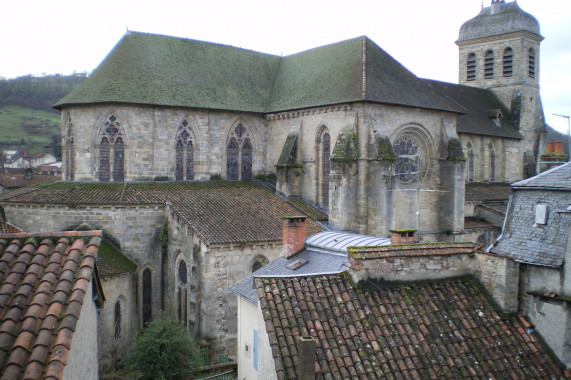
[96,239,137,277]
[55,33,464,115]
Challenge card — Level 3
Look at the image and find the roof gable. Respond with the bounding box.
[0,231,103,380]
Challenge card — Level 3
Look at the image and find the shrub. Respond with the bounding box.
[122,311,201,379]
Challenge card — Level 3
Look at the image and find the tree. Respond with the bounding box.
[122,311,201,379]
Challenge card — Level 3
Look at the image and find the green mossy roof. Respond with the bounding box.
[55,33,464,115]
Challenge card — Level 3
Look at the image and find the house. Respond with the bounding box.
[488,161,571,368]
[0,230,105,379]
[232,217,565,378]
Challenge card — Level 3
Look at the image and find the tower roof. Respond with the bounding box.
[457,1,541,43]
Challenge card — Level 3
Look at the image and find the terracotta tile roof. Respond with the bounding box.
[256,274,564,379]
[348,243,476,260]
[0,230,104,380]
[0,181,325,245]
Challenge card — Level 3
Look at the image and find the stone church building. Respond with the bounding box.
[0,0,547,361]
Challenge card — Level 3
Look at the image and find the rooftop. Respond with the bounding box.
[55,33,464,115]
[0,231,104,380]
[256,274,563,379]
[0,181,325,245]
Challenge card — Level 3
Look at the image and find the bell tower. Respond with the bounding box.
[456,0,545,177]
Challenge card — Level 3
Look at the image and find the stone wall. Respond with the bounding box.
[98,271,138,368]
[62,104,268,181]
[201,242,282,356]
[349,249,519,313]
[61,281,99,380]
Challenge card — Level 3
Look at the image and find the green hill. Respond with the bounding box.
[0,74,86,156]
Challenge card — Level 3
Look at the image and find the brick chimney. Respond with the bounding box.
[390,229,417,244]
[282,216,307,258]
[547,141,554,152]
[297,336,316,380]
[555,141,564,154]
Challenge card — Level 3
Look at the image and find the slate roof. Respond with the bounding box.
[465,182,512,202]
[256,274,563,379]
[424,79,523,139]
[0,181,324,245]
[511,161,571,190]
[0,231,104,380]
[54,33,464,115]
[230,231,390,303]
[458,1,541,42]
[489,162,571,267]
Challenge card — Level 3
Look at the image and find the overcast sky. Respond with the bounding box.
[1,0,570,134]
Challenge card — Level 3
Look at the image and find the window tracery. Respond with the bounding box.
[175,120,194,181]
[99,114,125,182]
[226,124,253,180]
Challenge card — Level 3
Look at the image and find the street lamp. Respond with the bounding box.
[552,113,570,161]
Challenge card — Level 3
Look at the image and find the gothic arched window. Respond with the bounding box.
[321,132,330,207]
[467,53,476,81]
[489,143,496,182]
[467,143,474,182]
[528,48,536,78]
[114,300,122,340]
[484,50,494,79]
[99,114,125,182]
[177,260,188,326]
[142,268,152,327]
[226,124,253,180]
[175,120,194,181]
[65,121,75,181]
[503,48,513,77]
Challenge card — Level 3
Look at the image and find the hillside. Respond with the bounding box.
[0,74,86,156]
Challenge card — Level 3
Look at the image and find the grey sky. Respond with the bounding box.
[1,0,569,133]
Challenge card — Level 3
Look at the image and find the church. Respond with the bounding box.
[0,0,547,363]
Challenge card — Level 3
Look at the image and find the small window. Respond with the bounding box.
[467,53,476,81]
[528,48,536,78]
[503,48,513,77]
[467,143,474,182]
[485,50,494,79]
[178,260,188,285]
[535,204,548,225]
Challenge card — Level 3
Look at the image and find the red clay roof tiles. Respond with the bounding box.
[0,230,103,380]
[256,274,564,379]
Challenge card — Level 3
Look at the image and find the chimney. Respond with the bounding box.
[555,141,564,154]
[282,216,307,258]
[547,141,555,152]
[390,229,417,244]
[297,336,316,380]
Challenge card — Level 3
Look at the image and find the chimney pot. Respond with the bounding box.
[390,229,417,244]
[547,141,555,152]
[555,141,564,153]
[282,216,307,258]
